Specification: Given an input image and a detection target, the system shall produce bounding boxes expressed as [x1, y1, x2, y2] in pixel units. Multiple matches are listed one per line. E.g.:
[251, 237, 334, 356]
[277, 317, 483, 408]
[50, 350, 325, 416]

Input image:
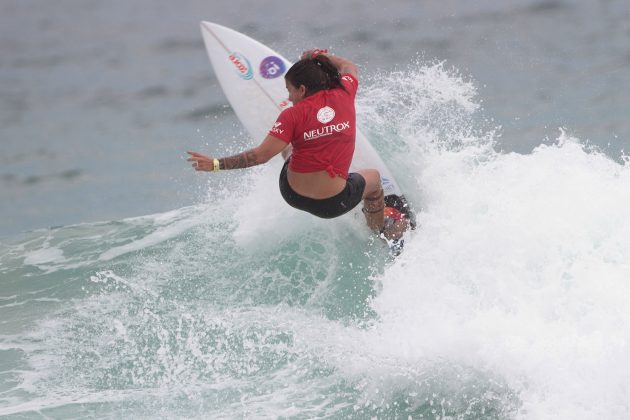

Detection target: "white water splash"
[360, 64, 630, 419]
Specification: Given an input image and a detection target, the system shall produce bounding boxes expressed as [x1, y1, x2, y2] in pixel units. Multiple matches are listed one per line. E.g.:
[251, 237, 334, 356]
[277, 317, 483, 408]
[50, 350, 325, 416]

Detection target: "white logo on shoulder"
[270, 121, 284, 135]
[316, 106, 335, 124]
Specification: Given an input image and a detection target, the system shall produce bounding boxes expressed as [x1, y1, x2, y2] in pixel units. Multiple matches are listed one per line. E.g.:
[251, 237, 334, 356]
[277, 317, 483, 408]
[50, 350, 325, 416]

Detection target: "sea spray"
[367, 111, 630, 419]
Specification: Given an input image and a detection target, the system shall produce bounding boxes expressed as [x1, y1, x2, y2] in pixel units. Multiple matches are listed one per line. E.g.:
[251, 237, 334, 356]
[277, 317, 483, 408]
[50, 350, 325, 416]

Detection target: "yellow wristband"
[213, 158, 220, 172]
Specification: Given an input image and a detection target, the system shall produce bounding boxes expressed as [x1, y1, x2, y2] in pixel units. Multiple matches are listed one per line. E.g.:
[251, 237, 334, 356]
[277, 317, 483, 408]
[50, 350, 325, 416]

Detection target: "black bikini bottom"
[279, 159, 366, 219]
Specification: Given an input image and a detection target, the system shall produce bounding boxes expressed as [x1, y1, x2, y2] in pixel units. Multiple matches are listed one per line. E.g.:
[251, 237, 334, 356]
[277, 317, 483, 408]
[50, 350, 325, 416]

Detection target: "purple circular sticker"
[259, 56, 286, 79]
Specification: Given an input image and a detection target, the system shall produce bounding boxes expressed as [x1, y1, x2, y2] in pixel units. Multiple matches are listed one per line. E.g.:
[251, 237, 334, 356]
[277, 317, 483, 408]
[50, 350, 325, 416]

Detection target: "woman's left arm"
[187, 135, 288, 172]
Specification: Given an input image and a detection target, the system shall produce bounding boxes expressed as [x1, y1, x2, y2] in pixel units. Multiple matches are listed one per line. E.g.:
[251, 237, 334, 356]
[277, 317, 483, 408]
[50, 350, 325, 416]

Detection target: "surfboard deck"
[199, 21, 415, 251]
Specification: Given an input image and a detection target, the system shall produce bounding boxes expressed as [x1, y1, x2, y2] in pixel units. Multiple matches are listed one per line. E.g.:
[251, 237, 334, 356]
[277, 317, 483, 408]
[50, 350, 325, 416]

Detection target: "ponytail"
[285, 55, 347, 96]
[313, 55, 346, 92]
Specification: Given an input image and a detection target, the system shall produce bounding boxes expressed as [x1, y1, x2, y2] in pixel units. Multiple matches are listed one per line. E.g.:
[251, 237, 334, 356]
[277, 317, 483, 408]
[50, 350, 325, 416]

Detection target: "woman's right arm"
[187, 135, 288, 172]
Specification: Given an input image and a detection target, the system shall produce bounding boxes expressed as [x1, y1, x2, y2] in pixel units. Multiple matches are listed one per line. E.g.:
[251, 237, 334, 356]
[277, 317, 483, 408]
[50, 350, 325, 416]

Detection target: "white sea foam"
[368, 131, 630, 418]
[98, 205, 210, 261]
[23, 244, 65, 267]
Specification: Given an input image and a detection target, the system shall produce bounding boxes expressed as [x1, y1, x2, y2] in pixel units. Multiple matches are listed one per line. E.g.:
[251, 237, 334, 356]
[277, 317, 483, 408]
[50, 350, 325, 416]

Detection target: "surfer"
[188, 49, 408, 240]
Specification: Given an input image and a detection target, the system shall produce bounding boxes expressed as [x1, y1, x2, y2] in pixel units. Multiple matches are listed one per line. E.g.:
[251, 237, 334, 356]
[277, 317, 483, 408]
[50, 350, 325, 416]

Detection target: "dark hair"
[285, 55, 346, 96]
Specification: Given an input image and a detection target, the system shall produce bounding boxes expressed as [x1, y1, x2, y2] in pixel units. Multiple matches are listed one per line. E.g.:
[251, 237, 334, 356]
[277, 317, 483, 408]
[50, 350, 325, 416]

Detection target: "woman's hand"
[187, 151, 214, 171]
[301, 48, 328, 60]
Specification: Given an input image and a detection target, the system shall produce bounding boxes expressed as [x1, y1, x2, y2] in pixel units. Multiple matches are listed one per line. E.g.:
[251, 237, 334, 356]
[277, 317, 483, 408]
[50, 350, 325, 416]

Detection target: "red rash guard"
[268, 74, 358, 179]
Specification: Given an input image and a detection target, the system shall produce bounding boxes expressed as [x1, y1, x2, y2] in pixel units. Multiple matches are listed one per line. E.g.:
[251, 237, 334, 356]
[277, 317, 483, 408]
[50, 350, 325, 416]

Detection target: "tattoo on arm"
[219, 149, 259, 170]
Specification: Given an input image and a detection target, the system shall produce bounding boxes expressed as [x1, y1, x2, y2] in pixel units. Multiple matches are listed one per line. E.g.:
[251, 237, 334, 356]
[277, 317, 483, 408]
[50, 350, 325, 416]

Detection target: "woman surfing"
[187, 49, 409, 242]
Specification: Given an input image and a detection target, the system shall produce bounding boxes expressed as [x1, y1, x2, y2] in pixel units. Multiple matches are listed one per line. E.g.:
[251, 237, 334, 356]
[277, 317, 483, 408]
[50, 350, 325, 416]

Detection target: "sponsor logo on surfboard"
[316, 106, 335, 124]
[380, 177, 396, 195]
[303, 121, 350, 141]
[259, 56, 286, 79]
[228, 52, 253, 80]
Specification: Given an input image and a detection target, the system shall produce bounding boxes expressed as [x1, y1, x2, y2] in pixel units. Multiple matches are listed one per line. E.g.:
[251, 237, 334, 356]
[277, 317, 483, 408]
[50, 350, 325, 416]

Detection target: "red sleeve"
[268, 108, 295, 143]
[340, 73, 359, 98]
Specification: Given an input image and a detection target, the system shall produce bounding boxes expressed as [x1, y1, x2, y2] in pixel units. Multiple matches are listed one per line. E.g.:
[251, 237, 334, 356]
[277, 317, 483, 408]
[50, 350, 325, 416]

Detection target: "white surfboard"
[200, 21, 402, 197]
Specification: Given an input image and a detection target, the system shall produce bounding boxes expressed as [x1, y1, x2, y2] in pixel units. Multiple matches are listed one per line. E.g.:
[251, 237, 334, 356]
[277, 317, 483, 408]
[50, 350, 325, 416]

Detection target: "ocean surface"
[1, 0, 630, 418]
